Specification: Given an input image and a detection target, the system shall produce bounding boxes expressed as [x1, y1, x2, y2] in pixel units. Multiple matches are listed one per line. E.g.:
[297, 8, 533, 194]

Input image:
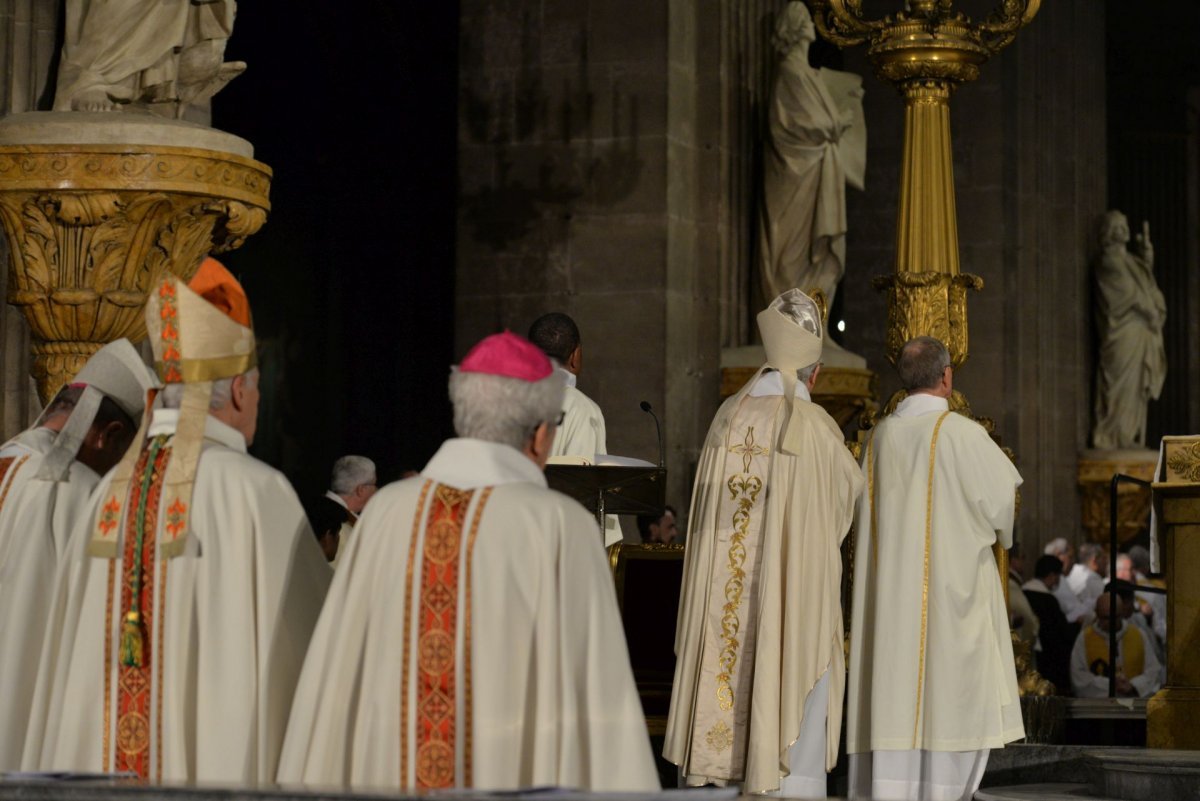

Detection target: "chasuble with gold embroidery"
[665, 368, 862, 794]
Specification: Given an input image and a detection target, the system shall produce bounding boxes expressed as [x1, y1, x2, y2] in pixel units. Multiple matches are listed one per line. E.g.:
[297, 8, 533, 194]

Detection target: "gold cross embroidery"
[728, 426, 768, 473]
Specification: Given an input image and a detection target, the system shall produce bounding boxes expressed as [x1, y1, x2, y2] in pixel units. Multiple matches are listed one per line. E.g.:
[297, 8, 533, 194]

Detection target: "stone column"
[0, 0, 58, 437]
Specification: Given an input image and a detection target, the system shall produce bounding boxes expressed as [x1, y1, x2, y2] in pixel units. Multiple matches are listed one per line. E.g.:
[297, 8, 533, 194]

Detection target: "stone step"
[976, 783, 1114, 801]
[980, 748, 1200, 801]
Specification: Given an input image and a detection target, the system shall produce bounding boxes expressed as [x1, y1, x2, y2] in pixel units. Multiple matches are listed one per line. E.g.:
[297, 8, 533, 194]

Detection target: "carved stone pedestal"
[0, 112, 271, 402]
[1148, 438, 1200, 749]
[1078, 449, 1156, 546]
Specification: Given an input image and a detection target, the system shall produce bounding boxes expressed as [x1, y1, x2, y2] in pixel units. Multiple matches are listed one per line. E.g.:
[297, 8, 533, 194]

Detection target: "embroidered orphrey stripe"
[414, 485, 475, 790]
[714, 424, 768, 712]
[461, 487, 492, 787]
[400, 480, 433, 787]
[913, 411, 951, 748]
[155, 559, 168, 782]
[102, 559, 116, 771]
[115, 441, 171, 779]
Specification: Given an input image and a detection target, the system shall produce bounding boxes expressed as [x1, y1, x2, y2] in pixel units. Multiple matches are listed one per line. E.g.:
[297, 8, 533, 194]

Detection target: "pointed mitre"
[755, 288, 824, 455]
[756, 287, 823, 376]
[90, 258, 256, 558]
[34, 338, 160, 481]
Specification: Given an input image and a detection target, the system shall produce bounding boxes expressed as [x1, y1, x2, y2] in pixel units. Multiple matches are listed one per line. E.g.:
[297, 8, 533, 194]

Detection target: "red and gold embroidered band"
[107, 436, 171, 779]
[401, 482, 492, 789]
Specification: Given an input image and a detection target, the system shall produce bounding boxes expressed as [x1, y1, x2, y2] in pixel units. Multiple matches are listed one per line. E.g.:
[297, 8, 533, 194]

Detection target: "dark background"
[212, 1, 461, 498]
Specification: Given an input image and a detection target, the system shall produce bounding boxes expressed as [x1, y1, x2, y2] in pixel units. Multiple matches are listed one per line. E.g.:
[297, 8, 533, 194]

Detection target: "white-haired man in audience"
[1067, 542, 1107, 612]
[1044, 537, 1092, 624]
[278, 331, 658, 792]
[24, 259, 330, 785]
[311, 455, 377, 563]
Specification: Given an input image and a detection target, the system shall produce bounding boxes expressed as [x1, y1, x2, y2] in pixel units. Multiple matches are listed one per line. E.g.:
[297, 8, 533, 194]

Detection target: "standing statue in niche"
[758, 1, 867, 367]
[54, 0, 244, 118]
[1092, 210, 1167, 450]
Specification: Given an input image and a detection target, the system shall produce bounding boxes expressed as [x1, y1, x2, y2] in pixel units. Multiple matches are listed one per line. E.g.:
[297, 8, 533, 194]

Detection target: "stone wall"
[456, 0, 722, 519]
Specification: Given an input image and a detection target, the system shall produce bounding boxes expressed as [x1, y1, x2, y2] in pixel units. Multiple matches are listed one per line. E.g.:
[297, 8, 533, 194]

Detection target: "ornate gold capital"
[0, 145, 271, 402]
[871, 272, 983, 367]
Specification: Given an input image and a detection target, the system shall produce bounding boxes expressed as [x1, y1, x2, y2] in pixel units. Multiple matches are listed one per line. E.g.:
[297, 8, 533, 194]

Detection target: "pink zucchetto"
[458, 331, 554, 382]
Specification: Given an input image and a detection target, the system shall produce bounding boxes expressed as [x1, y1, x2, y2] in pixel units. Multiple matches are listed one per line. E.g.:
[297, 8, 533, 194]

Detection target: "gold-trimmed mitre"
[757, 288, 823, 378]
[90, 258, 257, 559]
[755, 288, 824, 454]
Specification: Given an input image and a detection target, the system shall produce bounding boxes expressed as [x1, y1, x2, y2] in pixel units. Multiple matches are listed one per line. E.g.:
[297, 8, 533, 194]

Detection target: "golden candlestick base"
[0, 113, 271, 402]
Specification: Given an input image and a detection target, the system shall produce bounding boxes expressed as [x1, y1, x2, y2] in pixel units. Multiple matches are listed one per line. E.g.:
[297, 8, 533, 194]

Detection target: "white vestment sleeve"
[1131, 628, 1163, 698]
[1069, 632, 1109, 699]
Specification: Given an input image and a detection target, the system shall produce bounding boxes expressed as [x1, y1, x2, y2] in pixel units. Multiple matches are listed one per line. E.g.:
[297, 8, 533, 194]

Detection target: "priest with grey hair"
[847, 335, 1024, 801]
[0, 339, 158, 770]
[310, 455, 377, 564]
[278, 331, 659, 791]
[665, 288, 863, 796]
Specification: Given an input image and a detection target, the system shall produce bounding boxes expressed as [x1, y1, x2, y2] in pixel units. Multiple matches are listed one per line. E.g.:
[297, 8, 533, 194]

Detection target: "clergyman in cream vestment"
[23, 260, 330, 785]
[277, 332, 659, 792]
[665, 289, 862, 796]
[0, 339, 157, 770]
[847, 336, 1024, 801]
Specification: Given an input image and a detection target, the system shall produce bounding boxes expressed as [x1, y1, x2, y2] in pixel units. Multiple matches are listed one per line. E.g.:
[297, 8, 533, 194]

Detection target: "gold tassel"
[120, 610, 144, 667]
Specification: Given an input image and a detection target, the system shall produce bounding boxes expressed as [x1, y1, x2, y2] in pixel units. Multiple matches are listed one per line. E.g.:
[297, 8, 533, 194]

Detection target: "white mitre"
[35, 338, 160, 481]
[757, 288, 823, 379]
[755, 288, 824, 453]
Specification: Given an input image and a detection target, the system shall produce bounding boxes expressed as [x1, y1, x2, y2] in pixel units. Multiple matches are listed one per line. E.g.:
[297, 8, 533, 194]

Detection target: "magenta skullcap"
[458, 331, 553, 382]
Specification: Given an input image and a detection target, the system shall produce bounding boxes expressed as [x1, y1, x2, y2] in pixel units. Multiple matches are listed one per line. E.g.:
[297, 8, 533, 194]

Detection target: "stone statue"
[54, 0, 244, 118]
[758, 1, 866, 367]
[1092, 210, 1167, 450]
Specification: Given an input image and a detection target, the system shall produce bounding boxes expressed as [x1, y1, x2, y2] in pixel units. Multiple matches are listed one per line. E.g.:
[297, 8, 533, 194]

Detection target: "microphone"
[640, 401, 665, 469]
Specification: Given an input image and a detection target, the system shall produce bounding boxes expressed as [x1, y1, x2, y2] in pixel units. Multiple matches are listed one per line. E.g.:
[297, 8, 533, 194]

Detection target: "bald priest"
[0, 339, 158, 770]
[278, 332, 659, 792]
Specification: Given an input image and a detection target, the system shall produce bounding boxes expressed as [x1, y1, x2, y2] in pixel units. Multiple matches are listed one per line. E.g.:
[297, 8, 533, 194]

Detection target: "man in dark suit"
[1023, 554, 1080, 694]
[308, 455, 377, 563]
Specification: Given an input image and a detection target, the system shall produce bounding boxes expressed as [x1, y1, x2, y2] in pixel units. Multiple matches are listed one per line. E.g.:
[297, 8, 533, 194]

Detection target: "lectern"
[1147, 435, 1200, 749]
[543, 465, 666, 533]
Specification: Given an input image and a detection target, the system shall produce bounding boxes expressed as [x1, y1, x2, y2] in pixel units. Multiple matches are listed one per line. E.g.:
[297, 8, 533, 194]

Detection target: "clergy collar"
[748, 368, 812, 401]
[558, 367, 578, 388]
[324, 489, 350, 510]
[147, 408, 248, 454]
[893, 392, 949, 418]
[421, 438, 547, 490]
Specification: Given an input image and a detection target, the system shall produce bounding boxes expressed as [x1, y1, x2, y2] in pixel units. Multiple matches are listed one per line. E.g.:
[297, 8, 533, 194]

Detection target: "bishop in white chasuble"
[0, 339, 157, 770]
[666, 290, 862, 796]
[23, 261, 330, 786]
[277, 332, 659, 792]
